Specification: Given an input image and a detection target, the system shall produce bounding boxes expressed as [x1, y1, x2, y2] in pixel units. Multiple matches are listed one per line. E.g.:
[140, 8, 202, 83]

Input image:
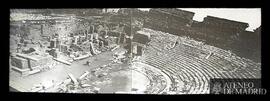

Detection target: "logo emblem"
[211, 82, 222, 94]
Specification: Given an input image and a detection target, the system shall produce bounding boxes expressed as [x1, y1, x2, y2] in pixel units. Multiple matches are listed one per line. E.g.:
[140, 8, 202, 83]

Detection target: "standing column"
[133, 44, 137, 55]
[41, 24, 43, 35]
[90, 34, 93, 42]
[91, 25, 95, 33]
[117, 32, 121, 44]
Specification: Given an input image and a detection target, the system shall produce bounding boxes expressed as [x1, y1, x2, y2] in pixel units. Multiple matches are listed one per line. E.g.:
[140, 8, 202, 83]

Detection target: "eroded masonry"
[9, 8, 261, 94]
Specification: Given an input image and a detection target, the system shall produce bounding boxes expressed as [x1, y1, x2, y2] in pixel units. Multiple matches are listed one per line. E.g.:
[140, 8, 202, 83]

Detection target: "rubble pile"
[30, 71, 101, 93]
[112, 50, 127, 63]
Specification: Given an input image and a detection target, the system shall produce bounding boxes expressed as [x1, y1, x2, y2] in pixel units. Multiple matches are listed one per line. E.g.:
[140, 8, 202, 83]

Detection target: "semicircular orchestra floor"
[93, 62, 170, 94]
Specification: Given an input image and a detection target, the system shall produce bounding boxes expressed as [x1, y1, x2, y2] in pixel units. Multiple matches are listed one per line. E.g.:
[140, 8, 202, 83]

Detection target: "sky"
[138, 8, 261, 31]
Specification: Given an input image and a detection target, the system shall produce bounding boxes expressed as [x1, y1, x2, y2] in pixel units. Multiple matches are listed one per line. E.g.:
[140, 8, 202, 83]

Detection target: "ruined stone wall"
[191, 17, 260, 62]
[144, 8, 194, 35]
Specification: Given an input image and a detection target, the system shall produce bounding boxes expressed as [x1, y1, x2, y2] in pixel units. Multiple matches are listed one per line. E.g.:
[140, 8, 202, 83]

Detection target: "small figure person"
[85, 60, 91, 66]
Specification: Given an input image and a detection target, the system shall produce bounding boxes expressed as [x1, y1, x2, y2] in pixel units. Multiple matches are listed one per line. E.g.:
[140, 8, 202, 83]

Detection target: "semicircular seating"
[136, 28, 261, 94]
